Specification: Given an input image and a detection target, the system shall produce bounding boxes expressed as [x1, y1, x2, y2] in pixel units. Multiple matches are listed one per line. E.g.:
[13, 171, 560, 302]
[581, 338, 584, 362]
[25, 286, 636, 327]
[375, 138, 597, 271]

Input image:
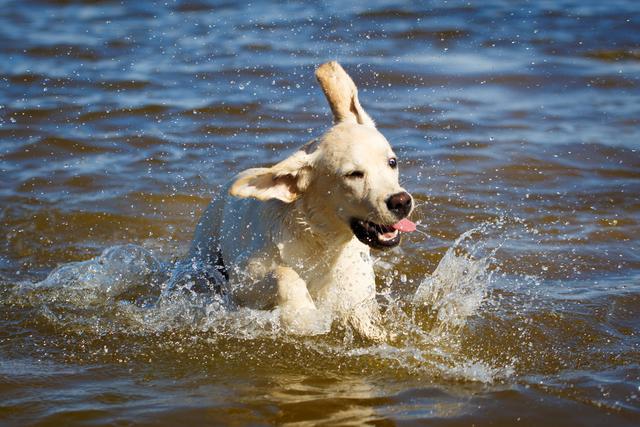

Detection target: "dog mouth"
[349, 218, 402, 249]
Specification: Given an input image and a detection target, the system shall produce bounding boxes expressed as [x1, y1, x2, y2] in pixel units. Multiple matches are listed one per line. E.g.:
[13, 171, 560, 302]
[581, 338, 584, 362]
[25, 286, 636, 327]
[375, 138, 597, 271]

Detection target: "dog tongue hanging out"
[167, 61, 417, 342]
[394, 218, 417, 232]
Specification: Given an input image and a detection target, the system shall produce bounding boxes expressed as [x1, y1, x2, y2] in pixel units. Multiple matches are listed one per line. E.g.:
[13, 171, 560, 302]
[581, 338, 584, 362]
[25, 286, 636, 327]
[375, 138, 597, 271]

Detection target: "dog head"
[229, 62, 414, 249]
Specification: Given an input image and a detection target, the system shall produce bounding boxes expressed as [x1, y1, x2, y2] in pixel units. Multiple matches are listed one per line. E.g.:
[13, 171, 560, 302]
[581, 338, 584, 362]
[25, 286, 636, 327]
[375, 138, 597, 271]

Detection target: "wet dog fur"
[168, 62, 414, 341]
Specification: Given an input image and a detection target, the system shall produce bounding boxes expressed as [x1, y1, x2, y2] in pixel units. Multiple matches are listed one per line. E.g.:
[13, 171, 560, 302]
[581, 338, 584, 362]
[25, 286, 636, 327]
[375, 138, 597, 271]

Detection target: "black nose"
[386, 192, 413, 218]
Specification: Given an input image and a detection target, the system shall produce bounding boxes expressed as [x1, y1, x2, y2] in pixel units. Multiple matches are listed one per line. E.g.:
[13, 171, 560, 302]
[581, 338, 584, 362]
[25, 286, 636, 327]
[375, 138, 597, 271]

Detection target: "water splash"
[20, 244, 166, 308]
[412, 218, 520, 331]
[9, 217, 529, 383]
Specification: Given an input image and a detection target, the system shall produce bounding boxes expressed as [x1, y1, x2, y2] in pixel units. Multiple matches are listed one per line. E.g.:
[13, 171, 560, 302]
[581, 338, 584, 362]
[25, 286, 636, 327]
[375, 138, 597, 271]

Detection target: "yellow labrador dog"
[168, 62, 415, 341]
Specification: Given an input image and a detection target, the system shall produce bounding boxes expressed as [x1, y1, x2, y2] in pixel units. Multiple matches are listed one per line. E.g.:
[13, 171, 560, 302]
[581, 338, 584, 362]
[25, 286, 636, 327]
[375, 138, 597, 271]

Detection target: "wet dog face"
[229, 122, 413, 249]
[228, 62, 414, 249]
[310, 123, 413, 249]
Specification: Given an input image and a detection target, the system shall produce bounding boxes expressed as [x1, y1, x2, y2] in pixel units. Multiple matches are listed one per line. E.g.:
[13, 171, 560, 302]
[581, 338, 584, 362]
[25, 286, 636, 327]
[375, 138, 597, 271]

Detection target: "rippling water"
[1, 0, 639, 425]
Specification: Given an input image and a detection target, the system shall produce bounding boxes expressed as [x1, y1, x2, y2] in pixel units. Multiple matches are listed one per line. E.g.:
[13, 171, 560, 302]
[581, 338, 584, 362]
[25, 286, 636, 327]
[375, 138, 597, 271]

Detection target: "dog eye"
[345, 170, 365, 179]
[388, 158, 397, 169]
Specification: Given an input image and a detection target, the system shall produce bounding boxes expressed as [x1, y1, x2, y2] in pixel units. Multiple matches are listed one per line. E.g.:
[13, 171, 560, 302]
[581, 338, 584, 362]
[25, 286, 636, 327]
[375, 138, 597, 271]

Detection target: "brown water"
[1, 1, 639, 425]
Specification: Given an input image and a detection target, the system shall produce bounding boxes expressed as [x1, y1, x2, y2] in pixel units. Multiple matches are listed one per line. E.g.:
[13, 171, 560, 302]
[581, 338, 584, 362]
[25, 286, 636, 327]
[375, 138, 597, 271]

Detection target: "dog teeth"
[378, 230, 399, 241]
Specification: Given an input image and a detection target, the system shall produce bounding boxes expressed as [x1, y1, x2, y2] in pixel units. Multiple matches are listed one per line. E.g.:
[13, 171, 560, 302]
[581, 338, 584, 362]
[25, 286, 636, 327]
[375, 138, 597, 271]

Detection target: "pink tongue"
[392, 218, 416, 233]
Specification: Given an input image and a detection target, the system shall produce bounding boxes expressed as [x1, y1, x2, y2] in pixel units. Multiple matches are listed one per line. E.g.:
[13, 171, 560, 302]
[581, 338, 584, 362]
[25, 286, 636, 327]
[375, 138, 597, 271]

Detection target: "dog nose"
[386, 192, 412, 218]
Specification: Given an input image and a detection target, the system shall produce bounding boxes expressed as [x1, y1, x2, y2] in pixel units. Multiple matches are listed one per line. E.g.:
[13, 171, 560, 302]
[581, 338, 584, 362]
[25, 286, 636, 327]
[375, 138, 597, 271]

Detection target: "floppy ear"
[229, 150, 312, 203]
[315, 61, 375, 128]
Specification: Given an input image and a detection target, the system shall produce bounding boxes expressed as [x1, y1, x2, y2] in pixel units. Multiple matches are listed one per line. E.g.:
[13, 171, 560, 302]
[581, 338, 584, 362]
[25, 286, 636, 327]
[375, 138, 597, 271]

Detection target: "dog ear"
[315, 61, 375, 127]
[229, 150, 312, 203]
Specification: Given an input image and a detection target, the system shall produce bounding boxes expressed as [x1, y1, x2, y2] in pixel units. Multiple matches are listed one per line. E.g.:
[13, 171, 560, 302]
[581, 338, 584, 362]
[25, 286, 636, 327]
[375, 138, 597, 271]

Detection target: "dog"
[166, 62, 415, 341]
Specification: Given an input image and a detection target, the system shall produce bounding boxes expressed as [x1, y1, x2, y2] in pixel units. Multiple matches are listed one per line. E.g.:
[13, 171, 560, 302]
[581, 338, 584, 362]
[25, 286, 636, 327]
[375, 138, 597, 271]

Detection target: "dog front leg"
[330, 244, 388, 342]
[274, 266, 330, 335]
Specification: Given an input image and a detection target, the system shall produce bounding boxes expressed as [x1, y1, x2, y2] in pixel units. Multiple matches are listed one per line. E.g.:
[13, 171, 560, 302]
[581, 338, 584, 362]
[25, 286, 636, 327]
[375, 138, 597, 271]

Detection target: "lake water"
[1, 0, 639, 425]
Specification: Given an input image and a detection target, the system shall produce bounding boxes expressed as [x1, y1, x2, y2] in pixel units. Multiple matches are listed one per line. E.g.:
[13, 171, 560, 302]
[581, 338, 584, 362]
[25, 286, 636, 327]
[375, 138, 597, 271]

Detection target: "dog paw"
[346, 310, 388, 343]
[356, 323, 388, 343]
[279, 306, 331, 336]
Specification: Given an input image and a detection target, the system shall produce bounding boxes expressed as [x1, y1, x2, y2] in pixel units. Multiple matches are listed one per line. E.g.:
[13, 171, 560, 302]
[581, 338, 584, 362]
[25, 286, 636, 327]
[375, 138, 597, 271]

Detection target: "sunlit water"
[1, 0, 639, 425]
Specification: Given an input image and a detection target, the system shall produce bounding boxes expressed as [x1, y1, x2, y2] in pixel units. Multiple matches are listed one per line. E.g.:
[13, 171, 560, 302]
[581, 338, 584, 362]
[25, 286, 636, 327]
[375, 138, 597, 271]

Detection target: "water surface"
[1, 0, 639, 425]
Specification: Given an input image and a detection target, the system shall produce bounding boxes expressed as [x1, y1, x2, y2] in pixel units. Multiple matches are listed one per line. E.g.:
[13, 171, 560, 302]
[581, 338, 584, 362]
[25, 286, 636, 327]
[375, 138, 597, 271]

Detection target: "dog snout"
[386, 192, 413, 218]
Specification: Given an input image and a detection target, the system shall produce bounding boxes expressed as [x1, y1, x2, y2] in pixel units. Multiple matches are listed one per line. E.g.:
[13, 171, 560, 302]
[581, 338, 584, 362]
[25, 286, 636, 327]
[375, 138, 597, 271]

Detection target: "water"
[1, 0, 639, 425]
